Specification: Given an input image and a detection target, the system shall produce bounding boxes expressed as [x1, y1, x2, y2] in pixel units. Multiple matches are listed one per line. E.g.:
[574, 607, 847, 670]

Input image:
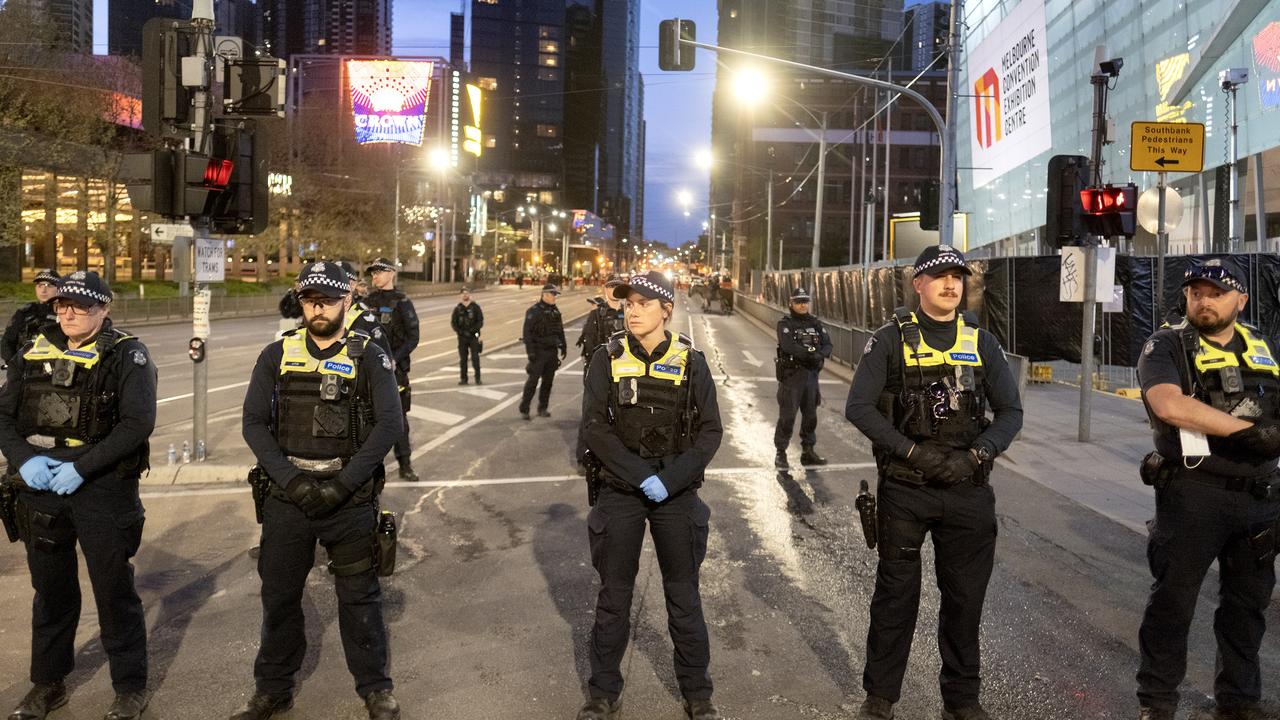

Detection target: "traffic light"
[1045, 155, 1089, 246]
[176, 150, 231, 218]
[919, 180, 940, 231]
[120, 149, 176, 215]
[207, 123, 270, 235]
[659, 19, 696, 71]
[1079, 183, 1138, 238]
[141, 17, 195, 139]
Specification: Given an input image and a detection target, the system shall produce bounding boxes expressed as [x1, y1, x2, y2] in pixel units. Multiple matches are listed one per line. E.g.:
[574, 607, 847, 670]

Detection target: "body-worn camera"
[320, 374, 343, 401]
[50, 359, 76, 388]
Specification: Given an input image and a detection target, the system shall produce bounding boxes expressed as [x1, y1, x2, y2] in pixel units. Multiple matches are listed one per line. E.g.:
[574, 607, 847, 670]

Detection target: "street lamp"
[695, 148, 713, 171]
[731, 66, 770, 107]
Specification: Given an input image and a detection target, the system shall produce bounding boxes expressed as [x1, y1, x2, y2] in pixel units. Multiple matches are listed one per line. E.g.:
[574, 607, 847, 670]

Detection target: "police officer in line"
[339, 262, 390, 355]
[1, 268, 60, 365]
[364, 258, 420, 482]
[845, 245, 1023, 720]
[451, 286, 484, 385]
[1135, 260, 1280, 720]
[774, 287, 833, 469]
[576, 274, 626, 373]
[236, 262, 404, 720]
[578, 270, 724, 720]
[0, 271, 156, 720]
[519, 282, 566, 420]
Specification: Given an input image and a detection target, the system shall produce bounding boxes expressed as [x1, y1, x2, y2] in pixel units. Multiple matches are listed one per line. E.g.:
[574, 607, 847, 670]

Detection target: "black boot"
[858, 695, 894, 720]
[363, 689, 400, 720]
[774, 450, 788, 470]
[398, 464, 419, 482]
[800, 445, 828, 466]
[228, 693, 293, 720]
[1137, 708, 1174, 720]
[941, 704, 991, 720]
[537, 408, 551, 418]
[104, 691, 148, 720]
[574, 697, 620, 720]
[683, 698, 722, 720]
[8, 682, 67, 720]
[475, 375, 482, 385]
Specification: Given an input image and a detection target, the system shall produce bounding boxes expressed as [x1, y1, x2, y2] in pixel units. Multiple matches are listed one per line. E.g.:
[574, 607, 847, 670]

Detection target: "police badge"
[131, 350, 147, 366]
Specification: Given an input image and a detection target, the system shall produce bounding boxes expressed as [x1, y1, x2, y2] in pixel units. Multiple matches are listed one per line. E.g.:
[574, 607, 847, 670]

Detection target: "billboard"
[347, 60, 434, 145]
[967, 0, 1051, 188]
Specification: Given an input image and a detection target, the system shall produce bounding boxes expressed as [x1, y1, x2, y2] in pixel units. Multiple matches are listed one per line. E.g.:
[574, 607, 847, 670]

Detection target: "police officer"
[845, 245, 1022, 720]
[451, 287, 484, 385]
[1135, 260, 1280, 720]
[235, 262, 403, 720]
[576, 274, 626, 373]
[364, 258, 419, 482]
[0, 271, 155, 720]
[578, 270, 724, 720]
[1, 268, 59, 365]
[339, 262, 390, 355]
[774, 287, 833, 469]
[519, 283, 566, 420]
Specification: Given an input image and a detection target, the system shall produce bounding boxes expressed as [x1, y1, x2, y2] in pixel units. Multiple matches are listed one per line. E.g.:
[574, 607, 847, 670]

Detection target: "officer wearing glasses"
[844, 245, 1023, 720]
[0, 271, 156, 720]
[1135, 260, 1280, 720]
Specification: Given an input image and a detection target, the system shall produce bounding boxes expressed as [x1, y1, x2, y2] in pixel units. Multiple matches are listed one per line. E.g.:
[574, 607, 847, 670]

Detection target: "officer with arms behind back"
[1, 268, 59, 366]
[1135, 260, 1280, 720]
[577, 270, 724, 720]
[845, 245, 1023, 720]
[520, 282, 567, 420]
[364, 258, 419, 482]
[235, 262, 404, 720]
[774, 286, 833, 469]
[451, 286, 484, 385]
[0, 271, 156, 720]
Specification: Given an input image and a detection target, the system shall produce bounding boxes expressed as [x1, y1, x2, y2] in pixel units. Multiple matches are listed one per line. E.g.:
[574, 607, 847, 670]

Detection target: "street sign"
[1059, 245, 1115, 303]
[1137, 185, 1184, 234]
[150, 222, 193, 245]
[192, 288, 211, 339]
[194, 236, 226, 282]
[1130, 121, 1205, 173]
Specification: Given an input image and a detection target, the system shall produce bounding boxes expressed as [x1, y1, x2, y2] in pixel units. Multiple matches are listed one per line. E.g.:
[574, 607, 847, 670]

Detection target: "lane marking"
[157, 380, 250, 405]
[742, 351, 764, 367]
[458, 387, 509, 401]
[408, 406, 466, 426]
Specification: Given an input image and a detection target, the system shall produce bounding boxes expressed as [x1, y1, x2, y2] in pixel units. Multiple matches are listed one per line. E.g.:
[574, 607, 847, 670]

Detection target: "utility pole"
[940, 0, 963, 246]
[882, 59, 893, 260]
[765, 171, 774, 271]
[189, 0, 215, 461]
[811, 110, 828, 268]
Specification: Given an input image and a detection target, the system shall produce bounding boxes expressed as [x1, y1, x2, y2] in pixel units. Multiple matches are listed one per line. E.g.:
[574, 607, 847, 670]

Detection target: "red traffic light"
[1079, 186, 1129, 214]
[203, 159, 234, 189]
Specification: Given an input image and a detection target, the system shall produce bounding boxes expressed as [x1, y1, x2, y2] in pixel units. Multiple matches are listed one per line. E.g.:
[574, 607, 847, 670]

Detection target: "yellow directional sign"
[1130, 121, 1204, 173]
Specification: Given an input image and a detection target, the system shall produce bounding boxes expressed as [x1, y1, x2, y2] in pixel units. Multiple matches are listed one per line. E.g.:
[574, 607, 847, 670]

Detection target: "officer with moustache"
[577, 271, 724, 720]
[845, 245, 1023, 720]
[774, 287, 833, 469]
[519, 283, 567, 420]
[1135, 260, 1280, 720]
[2, 269, 60, 365]
[364, 258, 419, 482]
[0, 271, 156, 720]
[234, 262, 403, 720]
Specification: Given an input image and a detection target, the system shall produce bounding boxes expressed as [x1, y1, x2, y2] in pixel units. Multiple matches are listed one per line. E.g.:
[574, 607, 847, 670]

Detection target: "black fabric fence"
[759, 254, 1280, 367]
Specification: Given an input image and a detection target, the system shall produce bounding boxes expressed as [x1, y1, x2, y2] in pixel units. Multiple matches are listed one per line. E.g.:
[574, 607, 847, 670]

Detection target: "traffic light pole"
[187, 7, 215, 460]
[1079, 69, 1113, 443]
[1156, 171, 1168, 319]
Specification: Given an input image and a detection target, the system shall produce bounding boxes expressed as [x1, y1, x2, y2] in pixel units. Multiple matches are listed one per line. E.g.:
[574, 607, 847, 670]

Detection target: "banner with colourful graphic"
[347, 60, 434, 145]
[1253, 21, 1280, 111]
[966, 0, 1051, 188]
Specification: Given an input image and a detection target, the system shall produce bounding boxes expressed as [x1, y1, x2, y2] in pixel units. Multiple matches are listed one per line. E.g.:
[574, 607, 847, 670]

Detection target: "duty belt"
[288, 456, 344, 474]
[25, 435, 84, 449]
[1180, 468, 1280, 500]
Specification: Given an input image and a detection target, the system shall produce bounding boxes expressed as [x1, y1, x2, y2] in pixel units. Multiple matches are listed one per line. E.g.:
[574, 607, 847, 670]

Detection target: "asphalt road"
[0, 291, 1276, 719]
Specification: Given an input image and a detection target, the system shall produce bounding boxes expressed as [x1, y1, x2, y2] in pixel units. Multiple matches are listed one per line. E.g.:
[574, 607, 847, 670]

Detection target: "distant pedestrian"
[519, 283, 566, 420]
[451, 287, 484, 385]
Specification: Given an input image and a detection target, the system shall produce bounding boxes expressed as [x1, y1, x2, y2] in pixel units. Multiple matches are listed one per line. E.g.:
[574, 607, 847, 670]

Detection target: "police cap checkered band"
[53, 270, 112, 305]
[541, 283, 561, 295]
[33, 269, 59, 285]
[1182, 261, 1248, 294]
[296, 261, 351, 298]
[791, 287, 811, 301]
[339, 261, 359, 281]
[604, 274, 624, 287]
[368, 257, 396, 273]
[913, 244, 972, 276]
[612, 271, 675, 302]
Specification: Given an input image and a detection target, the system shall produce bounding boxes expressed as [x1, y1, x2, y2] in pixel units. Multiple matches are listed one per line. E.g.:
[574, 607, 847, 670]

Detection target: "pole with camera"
[1219, 68, 1248, 253]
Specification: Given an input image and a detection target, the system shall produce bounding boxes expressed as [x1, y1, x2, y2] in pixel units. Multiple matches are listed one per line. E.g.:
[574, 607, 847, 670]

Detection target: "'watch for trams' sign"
[195, 237, 226, 283]
[967, 0, 1052, 188]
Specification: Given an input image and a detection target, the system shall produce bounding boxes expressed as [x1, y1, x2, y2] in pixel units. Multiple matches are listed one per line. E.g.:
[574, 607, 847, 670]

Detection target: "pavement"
[0, 291, 1276, 720]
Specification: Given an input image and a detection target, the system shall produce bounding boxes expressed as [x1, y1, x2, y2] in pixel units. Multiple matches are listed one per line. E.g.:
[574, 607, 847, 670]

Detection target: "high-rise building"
[258, 0, 392, 59]
[108, 0, 186, 56]
[45, 0, 94, 53]
[215, 0, 259, 45]
[450, 12, 465, 68]
[901, 1, 949, 72]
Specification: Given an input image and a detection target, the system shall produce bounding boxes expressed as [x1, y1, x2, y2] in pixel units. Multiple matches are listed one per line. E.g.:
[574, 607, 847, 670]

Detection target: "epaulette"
[606, 330, 627, 358]
[961, 310, 980, 327]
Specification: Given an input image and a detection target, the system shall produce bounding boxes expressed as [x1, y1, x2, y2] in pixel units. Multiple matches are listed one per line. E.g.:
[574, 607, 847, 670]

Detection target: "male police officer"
[451, 287, 484, 385]
[1135, 260, 1280, 720]
[2, 269, 60, 365]
[0, 271, 156, 720]
[339, 262, 389, 355]
[845, 245, 1022, 720]
[775, 287, 833, 469]
[365, 258, 419, 482]
[577, 275, 626, 373]
[236, 262, 403, 720]
[520, 283, 566, 420]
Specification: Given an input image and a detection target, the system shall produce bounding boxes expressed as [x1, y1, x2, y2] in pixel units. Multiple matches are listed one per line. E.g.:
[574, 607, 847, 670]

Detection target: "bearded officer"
[844, 245, 1023, 720]
[364, 258, 419, 482]
[0, 271, 156, 720]
[1135, 260, 1280, 720]
[774, 287, 833, 469]
[234, 261, 403, 720]
[1, 269, 60, 365]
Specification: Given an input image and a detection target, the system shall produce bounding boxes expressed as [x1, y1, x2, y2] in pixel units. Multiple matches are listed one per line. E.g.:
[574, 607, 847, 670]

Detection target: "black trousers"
[774, 367, 820, 451]
[586, 486, 712, 702]
[1137, 478, 1280, 711]
[520, 349, 559, 413]
[19, 480, 148, 693]
[457, 335, 481, 381]
[864, 477, 996, 709]
[254, 496, 392, 698]
[393, 366, 412, 463]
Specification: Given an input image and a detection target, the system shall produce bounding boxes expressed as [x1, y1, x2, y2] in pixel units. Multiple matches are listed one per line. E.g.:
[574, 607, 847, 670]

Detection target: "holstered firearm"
[1139, 451, 1176, 490]
[583, 450, 603, 507]
[1, 474, 22, 543]
[855, 479, 878, 549]
[247, 465, 271, 524]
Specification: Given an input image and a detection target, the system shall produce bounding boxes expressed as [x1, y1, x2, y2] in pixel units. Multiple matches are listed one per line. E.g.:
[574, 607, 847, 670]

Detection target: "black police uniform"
[520, 294, 566, 416]
[240, 295, 403, 712]
[451, 299, 484, 383]
[0, 280, 155, 715]
[581, 328, 723, 710]
[845, 307, 1022, 712]
[1135, 316, 1280, 714]
[774, 300, 832, 463]
[577, 300, 625, 372]
[1, 300, 58, 366]
[364, 279, 419, 469]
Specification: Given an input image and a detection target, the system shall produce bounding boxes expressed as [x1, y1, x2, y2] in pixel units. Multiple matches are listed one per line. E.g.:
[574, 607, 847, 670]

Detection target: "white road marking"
[459, 387, 509, 401]
[485, 353, 529, 360]
[157, 380, 251, 405]
[742, 351, 764, 367]
[408, 406, 466, 426]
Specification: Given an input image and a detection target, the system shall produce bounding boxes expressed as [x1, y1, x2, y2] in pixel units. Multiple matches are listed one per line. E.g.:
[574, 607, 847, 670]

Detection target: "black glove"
[286, 475, 351, 519]
[906, 442, 949, 482]
[1227, 420, 1280, 462]
[558, 346, 567, 361]
[936, 449, 981, 485]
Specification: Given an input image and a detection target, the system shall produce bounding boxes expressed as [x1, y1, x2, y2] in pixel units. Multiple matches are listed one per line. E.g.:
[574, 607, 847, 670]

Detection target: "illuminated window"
[478, 0, 497, 4]
[539, 192, 554, 204]
[539, 53, 558, 68]
[477, 76, 497, 91]
[539, 40, 559, 53]
[485, 136, 497, 148]
[537, 68, 559, 81]
[536, 124, 558, 138]
[538, 25, 558, 39]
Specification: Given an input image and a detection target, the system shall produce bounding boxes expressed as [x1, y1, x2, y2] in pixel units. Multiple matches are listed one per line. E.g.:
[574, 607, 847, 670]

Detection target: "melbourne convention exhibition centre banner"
[967, 0, 1052, 188]
[347, 59, 434, 146]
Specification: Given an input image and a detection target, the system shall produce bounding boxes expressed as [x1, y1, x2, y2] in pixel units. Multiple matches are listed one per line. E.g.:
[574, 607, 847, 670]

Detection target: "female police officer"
[577, 270, 724, 720]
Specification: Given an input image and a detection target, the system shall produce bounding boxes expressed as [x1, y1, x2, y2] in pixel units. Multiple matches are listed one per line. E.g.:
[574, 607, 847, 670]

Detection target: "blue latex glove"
[18, 456, 57, 491]
[639, 475, 669, 503]
[48, 463, 84, 496]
